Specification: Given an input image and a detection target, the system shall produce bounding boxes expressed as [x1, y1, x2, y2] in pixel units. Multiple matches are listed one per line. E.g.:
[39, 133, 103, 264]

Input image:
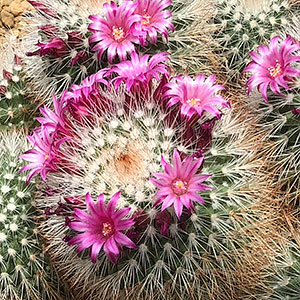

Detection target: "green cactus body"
[266, 242, 300, 300]
[0, 66, 34, 129]
[0, 131, 63, 300]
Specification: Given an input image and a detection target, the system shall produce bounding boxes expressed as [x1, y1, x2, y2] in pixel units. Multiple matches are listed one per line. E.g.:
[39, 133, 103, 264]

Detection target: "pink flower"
[38, 25, 59, 39]
[134, 0, 174, 45]
[155, 210, 172, 236]
[111, 52, 169, 91]
[150, 149, 212, 219]
[68, 192, 136, 264]
[70, 51, 88, 66]
[88, 1, 142, 63]
[19, 128, 66, 183]
[36, 93, 67, 134]
[244, 36, 300, 102]
[26, 38, 68, 58]
[65, 69, 110, 118]
[165, 74, 228, 119]
[14, 55, 22, 66]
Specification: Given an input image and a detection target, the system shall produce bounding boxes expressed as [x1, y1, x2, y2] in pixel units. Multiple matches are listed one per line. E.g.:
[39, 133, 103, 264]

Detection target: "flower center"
[141, 14, 151, 26]
[171, 178, 188, 196]
[112, 26, 125, 41]
[102, 222, 113, 237]
[186, 98, 201, 107]
[44, 155, 49, 160]
[268, 60, 283, 78]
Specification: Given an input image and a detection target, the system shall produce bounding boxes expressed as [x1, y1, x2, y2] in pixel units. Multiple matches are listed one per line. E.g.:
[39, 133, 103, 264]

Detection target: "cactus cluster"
[21, 72, 275, 300]
[0, 0, 298, 299]
[0, 131, 61, 300]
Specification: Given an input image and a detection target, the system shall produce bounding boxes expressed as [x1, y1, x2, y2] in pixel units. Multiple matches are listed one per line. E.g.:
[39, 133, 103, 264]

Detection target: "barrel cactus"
[241, 23, 300, 299]
[243, 33, 300, 204]
[10, 1, 300, 299]
[18, 45, 281, 299]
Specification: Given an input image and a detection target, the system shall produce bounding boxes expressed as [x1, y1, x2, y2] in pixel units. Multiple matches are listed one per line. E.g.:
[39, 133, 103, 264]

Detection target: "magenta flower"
[111, 52, 169, 91]
[26, 38, 68, 58]
[3, 70, 13, 81]
[19, 129, 65, 183]
[88, 1, 142, 63]
[65, 69, 109, 117]
[244, 36, 300, 102]
[165, 74, 228, 119]
[36, 94, 67, 134]
[70, 51, 88, 66]
[68, 192, 136, 264]
[155, 210, 172, 236]
[134, 0, 174, 45]
[150, 149, 212, 219]
[38, 25, 59, 39]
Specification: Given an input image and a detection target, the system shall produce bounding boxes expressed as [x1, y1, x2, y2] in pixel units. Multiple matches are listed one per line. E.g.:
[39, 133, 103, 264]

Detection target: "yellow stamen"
[172, 179, 188, 196]
[187, 98, 201, 107]
[112, 26, 125, 41]
[45, 155, 49, 160]
[141, 14, 151, 26]
[102, 222, 113, 236]
[268, 60, 283, 78]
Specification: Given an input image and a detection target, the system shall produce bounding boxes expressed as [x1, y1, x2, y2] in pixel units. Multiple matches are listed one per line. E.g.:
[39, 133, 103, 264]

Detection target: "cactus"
[240, 21, 300, 298]
[0, 130, 64, 300]
[242, 29, 300, 202]
[214, 0, 299, 76]
[269, 242, 300, 300]
[0, 36, 36, 130]
[17, 64, 281, 300]
[12, 1, 300, 299]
